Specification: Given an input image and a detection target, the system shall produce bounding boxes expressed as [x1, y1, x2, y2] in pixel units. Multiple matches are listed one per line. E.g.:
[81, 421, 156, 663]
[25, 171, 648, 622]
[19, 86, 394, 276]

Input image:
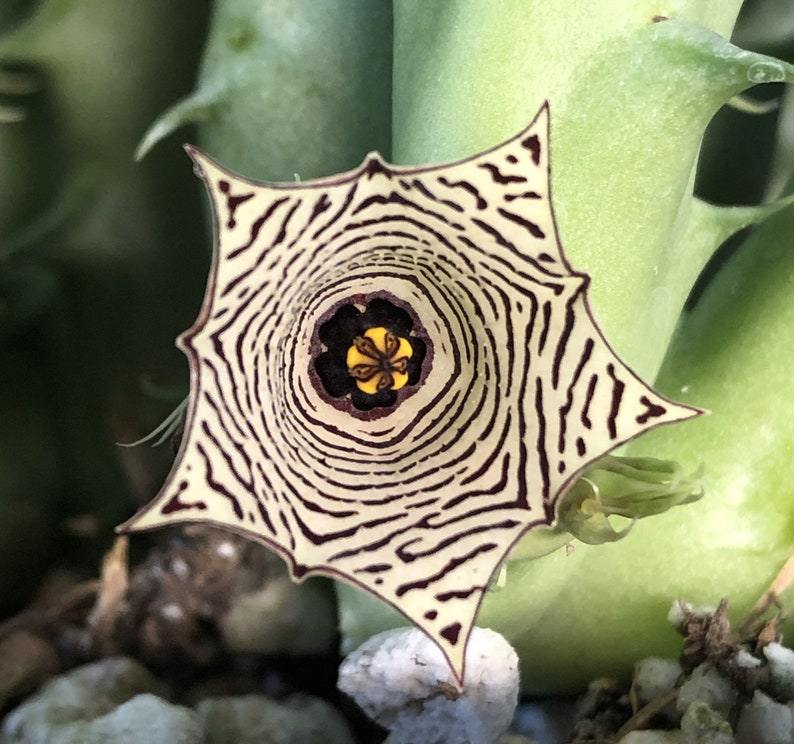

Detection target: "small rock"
[668, 601, 716, 633]
[54, 694, 202, 744]
[679, 700, 733, 744]
[0, 631, 59, 708]
[571, 678, 631, 741]
[220, 575, 336, 656]
[735, 690, 792, 744]
[676, 664, 737, 719]
[732, 650, 762, 669]
[763, 642, 794, 700]
[633, 658, 682, 705]
[197, 693, 355, 744]
[618, 732, 685, 744]
[509, 698, 576, 743]
[0, 657, 166, 744]
[338, 626, 519, 744]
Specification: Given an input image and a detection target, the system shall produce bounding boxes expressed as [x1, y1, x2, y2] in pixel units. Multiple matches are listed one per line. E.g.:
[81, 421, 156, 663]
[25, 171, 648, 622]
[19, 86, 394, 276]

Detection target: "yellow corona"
[346, 327, 413, 394]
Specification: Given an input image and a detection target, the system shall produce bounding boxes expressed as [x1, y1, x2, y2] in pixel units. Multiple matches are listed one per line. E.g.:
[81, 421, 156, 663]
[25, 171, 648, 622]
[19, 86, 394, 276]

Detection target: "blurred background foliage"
[0, 0, 791, 635]
[0, 0, 214, 613]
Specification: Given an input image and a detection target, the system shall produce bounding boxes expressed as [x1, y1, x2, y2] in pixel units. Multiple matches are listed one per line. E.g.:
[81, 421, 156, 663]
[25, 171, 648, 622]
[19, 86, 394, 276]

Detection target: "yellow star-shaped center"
[346, 327, 413, 394]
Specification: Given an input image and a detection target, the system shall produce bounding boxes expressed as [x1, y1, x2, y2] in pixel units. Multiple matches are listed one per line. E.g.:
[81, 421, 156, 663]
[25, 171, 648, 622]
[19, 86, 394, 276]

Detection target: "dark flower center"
[313, 298, 427, 412]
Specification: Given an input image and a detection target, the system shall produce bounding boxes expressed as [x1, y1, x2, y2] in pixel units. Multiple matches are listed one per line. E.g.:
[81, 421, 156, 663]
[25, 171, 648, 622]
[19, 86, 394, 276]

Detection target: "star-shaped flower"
[120, 103, 701, 683]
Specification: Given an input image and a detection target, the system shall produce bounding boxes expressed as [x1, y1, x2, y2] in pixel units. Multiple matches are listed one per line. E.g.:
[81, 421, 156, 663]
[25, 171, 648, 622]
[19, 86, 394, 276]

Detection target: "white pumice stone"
[337, 626, 519, 744]
[667, 601, 690, 632]
[617, 731, 685, 743]
[733, 650, 762, 668]
[735, 690, 792, 744]
[667, 601, 717, 633]
[676, 665, 737, 719]
[679, 701, 733, 744]
[763, 642, 794, 700]
[220, 574, 337, 656]
[632, 658, 683, 706]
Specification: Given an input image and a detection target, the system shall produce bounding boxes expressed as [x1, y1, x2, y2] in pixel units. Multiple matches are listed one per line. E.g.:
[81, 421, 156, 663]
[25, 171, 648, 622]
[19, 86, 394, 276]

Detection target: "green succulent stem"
[138, 0, 392, 181]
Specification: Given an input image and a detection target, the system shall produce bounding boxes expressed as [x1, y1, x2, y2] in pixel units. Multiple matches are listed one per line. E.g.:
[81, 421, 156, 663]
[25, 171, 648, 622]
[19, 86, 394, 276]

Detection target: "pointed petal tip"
[115, 503, 169, 536]
[184, 143, 208, 170]
[114, 515, 135, 535]
[442, 646, 467, 687]
[531, 98, 551, 127]
[360, 151, 393, 179]
[182, 145, 231, 186]
[677, 400, 709, 421]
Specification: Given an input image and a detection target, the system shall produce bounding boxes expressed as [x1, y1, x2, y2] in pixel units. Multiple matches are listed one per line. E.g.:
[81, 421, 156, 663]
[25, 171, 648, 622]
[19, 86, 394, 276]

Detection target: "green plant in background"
[0, 0, 212, 607]
[2, 0, 794, 696]
[137, 0, 392, 181]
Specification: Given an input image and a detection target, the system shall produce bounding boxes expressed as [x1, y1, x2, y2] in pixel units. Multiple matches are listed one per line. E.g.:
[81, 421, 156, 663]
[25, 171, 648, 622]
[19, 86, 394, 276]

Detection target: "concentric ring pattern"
[120, 103, 701, 682]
